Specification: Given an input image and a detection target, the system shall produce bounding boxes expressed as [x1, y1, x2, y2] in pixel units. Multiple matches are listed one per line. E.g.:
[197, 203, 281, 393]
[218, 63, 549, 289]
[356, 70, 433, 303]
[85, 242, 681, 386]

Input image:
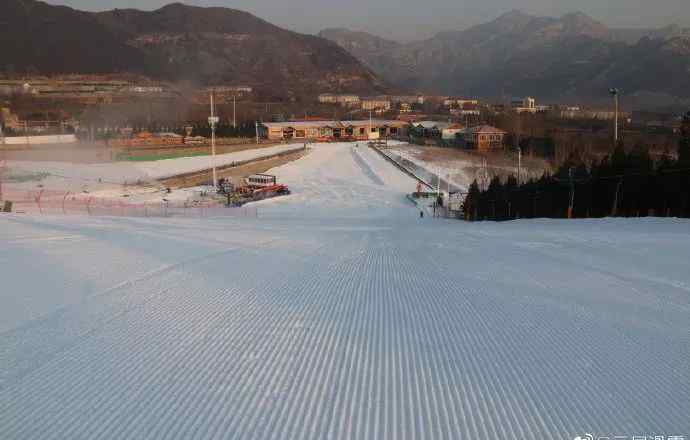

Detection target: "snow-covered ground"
[386, 145, 471, 192]
[1, 143, 689, 439]
[386, 144, 549, 193]
[4, 143, 305, 192]
[253, 142, 419, 218]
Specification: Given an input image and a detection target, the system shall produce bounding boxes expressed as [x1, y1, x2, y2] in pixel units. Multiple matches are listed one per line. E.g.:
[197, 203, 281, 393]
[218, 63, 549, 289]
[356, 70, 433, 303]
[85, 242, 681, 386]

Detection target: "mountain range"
[3, 2, 690, 107]
[320, 11, 690, 106]
[0, 0, 386, 98]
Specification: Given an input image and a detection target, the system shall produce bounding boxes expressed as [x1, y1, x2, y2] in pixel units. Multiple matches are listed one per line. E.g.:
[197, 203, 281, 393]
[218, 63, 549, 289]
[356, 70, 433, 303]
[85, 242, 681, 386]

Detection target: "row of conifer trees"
[462, 113, 690, 221]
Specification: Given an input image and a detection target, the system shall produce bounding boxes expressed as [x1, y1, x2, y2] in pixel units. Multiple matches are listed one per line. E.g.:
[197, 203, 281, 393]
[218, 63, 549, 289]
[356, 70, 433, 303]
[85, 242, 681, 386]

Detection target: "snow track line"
[2, 239, 330, 438]
[0, 239, 282, 390]
[494, 236, 690, 380]
[369, 145, 433, 189]
[422, 234, 689, 433]
[351, 146, 385, 186]
[3, 217, 689, 438]
[132, 239, 344, 440]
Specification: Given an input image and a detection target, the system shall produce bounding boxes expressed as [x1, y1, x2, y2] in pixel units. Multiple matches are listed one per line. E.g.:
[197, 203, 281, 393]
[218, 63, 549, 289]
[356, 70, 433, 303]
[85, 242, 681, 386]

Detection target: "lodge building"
[260, 120, 408, 141]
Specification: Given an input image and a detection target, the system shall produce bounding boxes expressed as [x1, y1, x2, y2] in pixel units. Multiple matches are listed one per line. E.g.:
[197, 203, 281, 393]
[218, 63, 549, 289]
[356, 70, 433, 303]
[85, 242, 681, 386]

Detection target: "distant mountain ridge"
[0, 0, 387, 97]
[320, 11, 690, 104]
[0, 0, 144, 75]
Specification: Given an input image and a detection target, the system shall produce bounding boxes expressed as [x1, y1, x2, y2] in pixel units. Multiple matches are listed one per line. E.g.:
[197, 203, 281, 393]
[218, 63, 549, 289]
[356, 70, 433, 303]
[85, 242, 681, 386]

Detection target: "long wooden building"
[260, 120, 408, 141]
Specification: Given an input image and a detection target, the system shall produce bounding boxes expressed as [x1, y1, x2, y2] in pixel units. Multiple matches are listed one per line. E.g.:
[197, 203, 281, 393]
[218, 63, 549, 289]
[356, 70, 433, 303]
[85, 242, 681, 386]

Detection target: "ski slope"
[1, 143, 689, 439]
[253, 143, 419, 218]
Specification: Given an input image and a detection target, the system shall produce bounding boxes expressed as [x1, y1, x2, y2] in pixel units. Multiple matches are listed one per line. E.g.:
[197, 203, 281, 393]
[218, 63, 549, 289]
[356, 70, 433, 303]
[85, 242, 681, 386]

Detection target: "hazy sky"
[44, 0, 690, 41]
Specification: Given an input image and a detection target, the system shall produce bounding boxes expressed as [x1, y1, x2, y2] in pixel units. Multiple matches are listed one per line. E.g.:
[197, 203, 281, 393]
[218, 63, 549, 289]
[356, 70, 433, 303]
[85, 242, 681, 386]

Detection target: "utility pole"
[480, 157, 489, 191]
[255, 121, 260, 145]
[0, 160, 5, 202]
[568, 167, 575, 219]
[517, 146, 522, 185]
[610, 88, 620, 145]
[612, 178, 623, 217]
[233, 95, 237, 129]
[208, 92, 219, 188]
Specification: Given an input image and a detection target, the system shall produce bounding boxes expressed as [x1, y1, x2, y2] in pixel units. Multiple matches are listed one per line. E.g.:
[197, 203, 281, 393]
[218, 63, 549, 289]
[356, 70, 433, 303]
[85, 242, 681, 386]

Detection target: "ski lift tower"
[208, 92, 220, 188]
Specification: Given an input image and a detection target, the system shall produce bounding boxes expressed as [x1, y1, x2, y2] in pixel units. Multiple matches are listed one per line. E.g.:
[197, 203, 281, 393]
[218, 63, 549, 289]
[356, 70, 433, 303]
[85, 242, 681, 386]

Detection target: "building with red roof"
[461, 125, 506, 151]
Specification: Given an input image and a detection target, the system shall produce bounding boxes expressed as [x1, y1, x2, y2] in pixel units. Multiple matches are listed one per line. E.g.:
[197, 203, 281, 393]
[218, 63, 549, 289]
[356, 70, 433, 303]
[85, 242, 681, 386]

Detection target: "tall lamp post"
[0, 160, 5, 202]
[516, 146, 522, 185]
[609, 88, 620, 145]
[0, 122, 4, 201]
[233, 95, 237, 129]
[208, 92, 219, 188]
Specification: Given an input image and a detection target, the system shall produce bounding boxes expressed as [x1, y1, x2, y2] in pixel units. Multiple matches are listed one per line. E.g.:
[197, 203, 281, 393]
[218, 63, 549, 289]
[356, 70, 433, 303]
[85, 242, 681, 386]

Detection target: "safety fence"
[0, 187, 258, 219]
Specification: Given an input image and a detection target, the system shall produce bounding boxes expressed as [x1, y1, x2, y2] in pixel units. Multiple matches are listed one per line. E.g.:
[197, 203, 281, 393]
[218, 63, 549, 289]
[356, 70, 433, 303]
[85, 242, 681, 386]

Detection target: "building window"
[359, 128, 366, 135]
[390, 127, 398, 135]
[371, 127, 377, 133]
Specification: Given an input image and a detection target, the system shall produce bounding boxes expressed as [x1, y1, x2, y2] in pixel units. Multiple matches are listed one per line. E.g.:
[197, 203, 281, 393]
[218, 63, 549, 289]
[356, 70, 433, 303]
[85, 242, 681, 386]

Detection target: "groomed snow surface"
[1, 143, 689, 439]
[5, 143, 305, 190]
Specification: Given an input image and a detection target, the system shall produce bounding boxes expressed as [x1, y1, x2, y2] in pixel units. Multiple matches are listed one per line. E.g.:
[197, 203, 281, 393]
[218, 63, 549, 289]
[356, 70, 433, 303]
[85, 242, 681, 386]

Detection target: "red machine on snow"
[226, 174, 290, 206]
[245, 174, 290, 196]
[245, 174, 277, 188]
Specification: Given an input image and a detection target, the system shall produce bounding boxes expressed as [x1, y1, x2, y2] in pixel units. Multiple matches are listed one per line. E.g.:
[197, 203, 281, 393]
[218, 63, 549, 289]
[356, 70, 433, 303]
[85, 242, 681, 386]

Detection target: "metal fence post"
[62, 192, 70, 214]
[35, 190, 44, 214]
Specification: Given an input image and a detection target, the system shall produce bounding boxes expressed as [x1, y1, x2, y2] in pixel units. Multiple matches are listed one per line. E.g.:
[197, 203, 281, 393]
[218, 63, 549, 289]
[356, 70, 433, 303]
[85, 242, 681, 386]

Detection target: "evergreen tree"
[678, 112, 690, 167]
[678, 112, 690, 215]
[610, 141, 627, 175]
[486, 177, 503, 220]
[464, 180, 481, 220]
[504, 175, 518, 219]
[465, 113, 690, 221]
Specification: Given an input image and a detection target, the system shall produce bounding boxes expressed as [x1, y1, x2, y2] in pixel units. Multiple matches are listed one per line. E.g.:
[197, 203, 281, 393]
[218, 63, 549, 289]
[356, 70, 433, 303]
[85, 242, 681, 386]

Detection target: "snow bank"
[4, 143, 305, 190]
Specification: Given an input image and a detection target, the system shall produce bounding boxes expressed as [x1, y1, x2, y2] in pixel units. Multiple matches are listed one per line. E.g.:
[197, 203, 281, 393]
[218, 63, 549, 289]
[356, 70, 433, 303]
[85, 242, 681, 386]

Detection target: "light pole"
[609, 88, 619, 145]
[568, 166, 575, 219]
[369, 110, 373, 140]
[233, 95, 237, 129]
[516, 146, 522, 185]
[208, 92, 219, 188]
[0, 160, 5, 202]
